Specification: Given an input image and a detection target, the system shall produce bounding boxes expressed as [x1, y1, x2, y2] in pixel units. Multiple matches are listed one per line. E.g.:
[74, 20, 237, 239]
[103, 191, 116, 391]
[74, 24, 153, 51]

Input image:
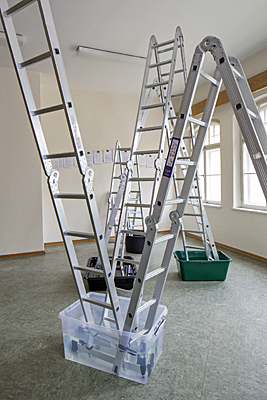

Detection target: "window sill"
[232, 207, 267, 215]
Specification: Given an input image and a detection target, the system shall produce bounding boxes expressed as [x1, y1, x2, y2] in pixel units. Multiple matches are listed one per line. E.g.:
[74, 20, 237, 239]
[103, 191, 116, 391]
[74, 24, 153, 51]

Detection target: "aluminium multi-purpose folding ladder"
[112, 37, 267, 373]
[0, 0, 125, 330]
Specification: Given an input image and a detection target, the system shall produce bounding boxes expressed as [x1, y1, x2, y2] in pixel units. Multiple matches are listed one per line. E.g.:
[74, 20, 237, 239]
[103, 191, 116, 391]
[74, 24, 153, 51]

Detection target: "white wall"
[0, 66, 43, 256]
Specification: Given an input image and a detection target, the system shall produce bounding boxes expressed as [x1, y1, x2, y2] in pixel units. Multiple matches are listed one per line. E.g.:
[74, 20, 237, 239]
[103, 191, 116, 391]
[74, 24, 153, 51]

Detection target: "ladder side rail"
[49, 172, 94, 323]
[0, 2, 53, 177]
[201, 37, 267, 201]
[38, 0, 88, 176]
[135, 161, 145, 231]
[105, 141, 120, 231]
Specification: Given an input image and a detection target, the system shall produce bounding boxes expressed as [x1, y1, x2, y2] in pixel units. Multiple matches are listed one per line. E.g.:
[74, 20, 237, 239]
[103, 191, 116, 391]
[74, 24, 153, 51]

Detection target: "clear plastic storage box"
[58, 292, 167, 384]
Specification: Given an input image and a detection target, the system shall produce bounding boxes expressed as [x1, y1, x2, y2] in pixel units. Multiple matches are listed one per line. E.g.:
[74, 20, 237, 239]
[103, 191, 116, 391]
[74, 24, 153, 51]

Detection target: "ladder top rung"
[4, 0, 36, 17]
[141, 102, 166, 110]
[43, 152, 76, 160]
[64, 230, 95, 239]
[149, 59, 172, 68]
[31, 104, 64, 116]
[152, 39, 174, 49]
[200, 69, 220, 86]
[18, 51, 51, 69]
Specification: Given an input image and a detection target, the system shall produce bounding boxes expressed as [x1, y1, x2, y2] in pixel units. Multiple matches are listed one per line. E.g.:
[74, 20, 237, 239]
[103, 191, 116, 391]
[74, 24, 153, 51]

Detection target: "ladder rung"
[188, 116, 208, 128]
[171, 92, 184, 99]
[120, 230, 146, 235]
[125, 203, 151, 208]
[73, 265, 104, 276]
[119, 147, 131, 151]
[64, 230, 95, 239]
[155, 233, 175, 244]
[114, 162, 127, 165]
[157, 46, 174, 54]
[183, 230, 204, 234]
[137, 125, 162, 132]
[129, 177, 155, 182]
[43, 152, 76, 159]
[83, 296, 113, 310]
[247, 109, 257, 120]
[231, 65, 242, 79]
[165, 198, 184, 205]
[183, 213, 202, 217]
[200, 69, 220, 86]
[133, 149, 159, 155]
[136, 299, 157, 315]
[175, 177, 185, 181]
[161, 68, 184, 77]
[185, 245, 205, 250]
[149, 60, 172, 68]
[54, 194, 86, 200]
[18, 51, 51, 69]
[145, 81, 168, 89]
[116, 257, 140, 265]
[103, 316, 116, 323]
[141, 102, 166, 110]
[4, 0, 36, 17]
[176, 160, 196, 166]
[152, 39, 174, 49]
[145, 268, 165, 281]
[116, 287, 133, 296]
[31, 104, 64, 116]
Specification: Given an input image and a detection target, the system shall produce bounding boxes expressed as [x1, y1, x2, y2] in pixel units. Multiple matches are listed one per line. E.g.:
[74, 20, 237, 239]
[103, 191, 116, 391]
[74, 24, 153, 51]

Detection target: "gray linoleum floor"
[1, 236, 267, 400]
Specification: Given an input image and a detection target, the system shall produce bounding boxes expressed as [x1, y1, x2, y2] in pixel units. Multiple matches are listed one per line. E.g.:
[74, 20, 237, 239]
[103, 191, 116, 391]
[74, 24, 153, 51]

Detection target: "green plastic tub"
[173, 250, 232, 281]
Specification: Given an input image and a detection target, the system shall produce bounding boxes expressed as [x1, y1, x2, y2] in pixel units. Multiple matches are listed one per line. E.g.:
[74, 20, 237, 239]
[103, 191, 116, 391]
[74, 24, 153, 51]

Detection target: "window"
[241, 101, 267, 210]
[198, 120, 221, 203]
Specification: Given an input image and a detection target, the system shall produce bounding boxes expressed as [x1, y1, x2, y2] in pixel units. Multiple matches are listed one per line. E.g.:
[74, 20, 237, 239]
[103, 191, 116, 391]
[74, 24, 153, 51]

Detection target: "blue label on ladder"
[163, 137, 180, 178]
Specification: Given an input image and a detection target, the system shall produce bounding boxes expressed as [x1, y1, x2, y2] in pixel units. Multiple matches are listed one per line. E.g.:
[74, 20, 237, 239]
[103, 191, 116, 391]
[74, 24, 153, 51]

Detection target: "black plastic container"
[84, 256, 137, 291]
[125, 233, 146, 254]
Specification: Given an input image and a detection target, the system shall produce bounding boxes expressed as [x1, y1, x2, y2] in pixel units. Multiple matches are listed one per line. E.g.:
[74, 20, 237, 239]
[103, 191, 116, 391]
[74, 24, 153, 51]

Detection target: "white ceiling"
[0, 0, 267, 95]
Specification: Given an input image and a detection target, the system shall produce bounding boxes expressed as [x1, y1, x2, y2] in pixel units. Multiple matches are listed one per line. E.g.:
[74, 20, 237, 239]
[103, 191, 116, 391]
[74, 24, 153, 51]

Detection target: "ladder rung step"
[247, 109, 257, 120]
[4, 0, 36, 17]
[129, 177, 155, 182]
[161, 68, 184, 77]
[133, 149, 159, 155]
[64, 230, 95, 239]
[165, 198, 184, 205]
[149, 60, 172, 68]
[114, 162, 127, 165]
[136, 299, 157, 315]
[73, 265, 104, 276]
[145, 81, 168, 89]
[145, 268, 165, 281]
[120, 230, 146, 235]
[171, 92, 184, 99]
[188, 116, 208, 128]
[176, 160, 196, 166]
[175, 177, 185, 181]
[54, 193, 86, 199]
[119, 147, 131, 151]
[168, 115, 178, 120]
[231, 65, 242, 79]
[31, 104, 64, 116]
[103, 316, 116, 323]
[185, 245, 205, 250]
[189, 196, 200, 199]
[152, 39, 174, 49]
[43, 152, 75, 160]
[183, 136, 195, 140]
[200, 69, 220, 86]
[125, 203, 151, 208]
[18, 51, 51, 69]
[183, 230, 204, 234]
[116, 257, 140, 265]
[141, 102, 166, 110]
[83, 296, 113, 310]
[116, 287, 133, 296]
[157, 46, 174, 54]
[137, 125, 162, 132]
[155, 233, 175, 244]
[183, 213, 202, 217]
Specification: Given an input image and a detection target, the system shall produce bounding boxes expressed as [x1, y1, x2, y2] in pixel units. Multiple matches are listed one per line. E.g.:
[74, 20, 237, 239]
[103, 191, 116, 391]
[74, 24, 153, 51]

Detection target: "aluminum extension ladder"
[0, 0, 124, 330]
[111, 27, 185, 269]
[112, 37, 267, 373]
